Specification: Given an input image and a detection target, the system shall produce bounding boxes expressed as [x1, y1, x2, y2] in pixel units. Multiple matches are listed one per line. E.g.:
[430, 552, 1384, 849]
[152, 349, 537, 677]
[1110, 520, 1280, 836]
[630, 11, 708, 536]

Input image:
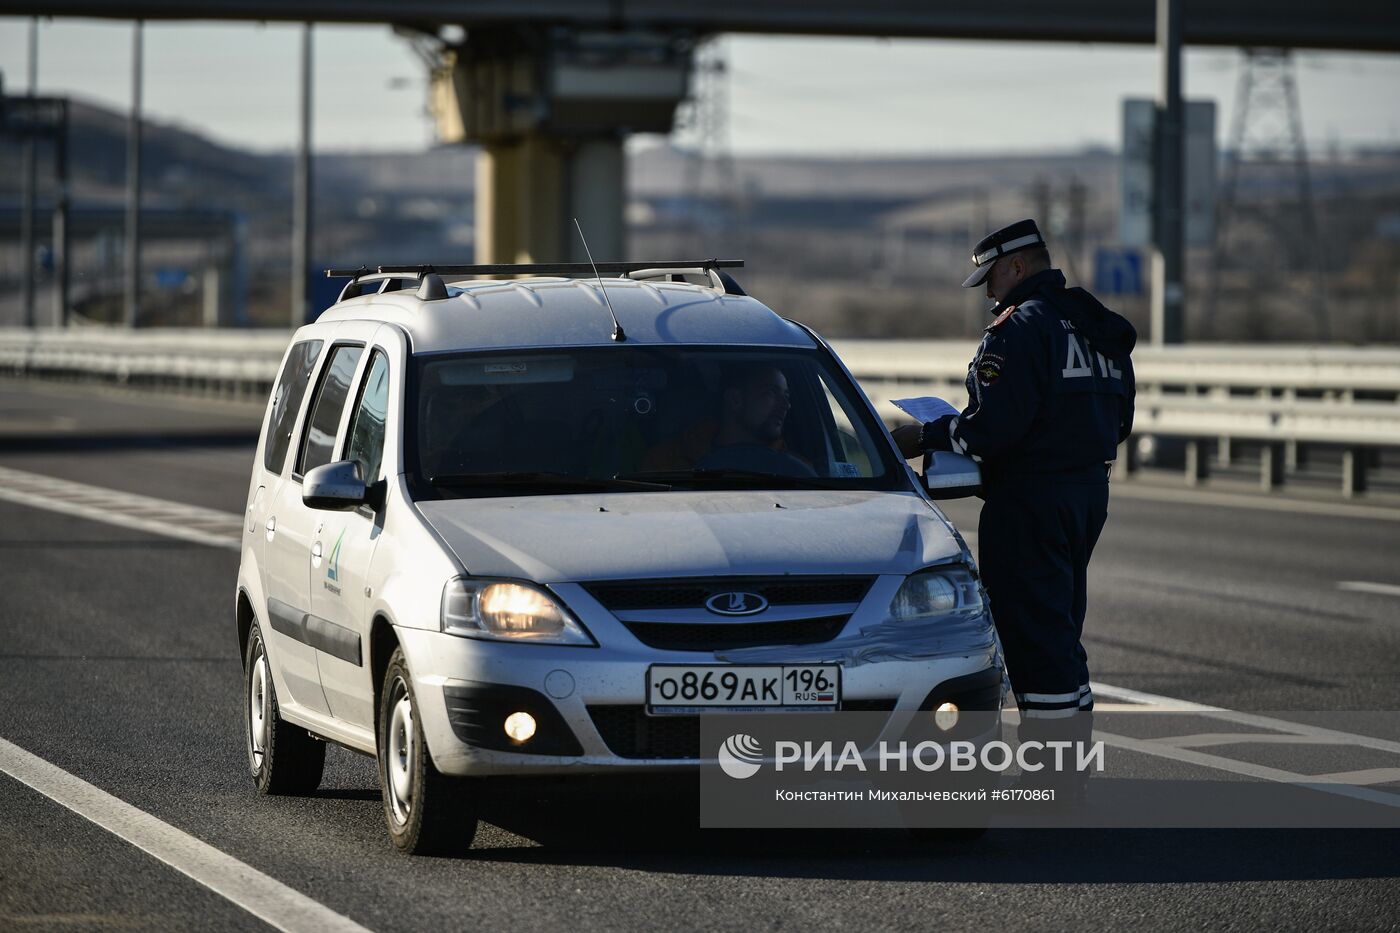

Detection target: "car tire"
[245, 622, 326, 795]
[377, 647, 478, 855]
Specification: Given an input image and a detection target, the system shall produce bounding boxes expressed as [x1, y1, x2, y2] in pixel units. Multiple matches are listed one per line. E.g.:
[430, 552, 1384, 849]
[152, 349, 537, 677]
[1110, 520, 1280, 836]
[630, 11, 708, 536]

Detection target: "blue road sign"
[1094, 248, 1144, 295]
[154, 267, 191, 290]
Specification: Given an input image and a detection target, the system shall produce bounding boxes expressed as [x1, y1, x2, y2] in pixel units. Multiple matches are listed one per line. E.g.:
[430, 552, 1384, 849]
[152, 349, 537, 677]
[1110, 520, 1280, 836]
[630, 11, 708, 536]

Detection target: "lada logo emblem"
[705, 591, 768, 616]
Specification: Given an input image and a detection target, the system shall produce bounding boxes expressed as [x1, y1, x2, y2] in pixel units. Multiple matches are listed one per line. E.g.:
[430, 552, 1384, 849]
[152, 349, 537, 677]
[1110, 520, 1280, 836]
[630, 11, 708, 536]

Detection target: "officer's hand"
[890, 424, 924, 460]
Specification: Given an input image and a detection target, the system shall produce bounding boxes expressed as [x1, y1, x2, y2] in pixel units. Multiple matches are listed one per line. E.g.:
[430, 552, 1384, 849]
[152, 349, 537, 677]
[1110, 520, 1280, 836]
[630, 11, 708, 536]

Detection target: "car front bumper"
[396, 622, 1004, 777]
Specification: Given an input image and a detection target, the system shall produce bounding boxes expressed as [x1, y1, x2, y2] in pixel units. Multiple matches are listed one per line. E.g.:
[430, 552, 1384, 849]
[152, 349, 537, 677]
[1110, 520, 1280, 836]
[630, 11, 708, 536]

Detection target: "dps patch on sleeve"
[975, 352, 1005, 387]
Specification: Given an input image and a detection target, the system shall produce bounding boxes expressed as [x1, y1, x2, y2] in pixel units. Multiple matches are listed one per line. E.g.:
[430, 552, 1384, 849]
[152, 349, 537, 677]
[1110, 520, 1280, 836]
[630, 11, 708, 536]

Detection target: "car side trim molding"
[266, 597, 363, 667]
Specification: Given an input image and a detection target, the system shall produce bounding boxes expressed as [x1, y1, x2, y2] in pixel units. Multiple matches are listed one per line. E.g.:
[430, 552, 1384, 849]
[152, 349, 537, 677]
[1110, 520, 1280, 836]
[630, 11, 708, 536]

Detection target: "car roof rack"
[325, 267, 451, 303]
[326, 260, 747, 298]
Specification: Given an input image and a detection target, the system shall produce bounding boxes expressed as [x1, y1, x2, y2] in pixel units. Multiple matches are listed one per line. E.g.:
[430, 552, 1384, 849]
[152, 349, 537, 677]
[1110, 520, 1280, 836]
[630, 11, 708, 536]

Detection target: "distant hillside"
[629, 142, 1121, 198]
[1, 96, 1397, 339]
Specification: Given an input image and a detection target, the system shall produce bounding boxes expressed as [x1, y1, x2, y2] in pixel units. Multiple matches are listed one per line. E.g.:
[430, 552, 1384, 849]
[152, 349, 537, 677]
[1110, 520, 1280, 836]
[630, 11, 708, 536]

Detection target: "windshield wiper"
[429, 471, 671, 492]
[615, 468, 841, 489]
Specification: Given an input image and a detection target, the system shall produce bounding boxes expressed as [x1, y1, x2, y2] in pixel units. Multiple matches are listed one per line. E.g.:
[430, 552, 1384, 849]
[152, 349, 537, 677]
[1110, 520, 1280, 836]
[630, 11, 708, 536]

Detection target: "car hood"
[415, 489, 965, 583]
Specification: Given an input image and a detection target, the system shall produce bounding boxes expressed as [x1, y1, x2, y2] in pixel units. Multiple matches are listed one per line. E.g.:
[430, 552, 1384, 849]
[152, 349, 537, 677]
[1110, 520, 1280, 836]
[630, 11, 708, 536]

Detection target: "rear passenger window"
[346, 351, 390, 483]
[298, 345, 364, 476]
[263, 339, 323, 475]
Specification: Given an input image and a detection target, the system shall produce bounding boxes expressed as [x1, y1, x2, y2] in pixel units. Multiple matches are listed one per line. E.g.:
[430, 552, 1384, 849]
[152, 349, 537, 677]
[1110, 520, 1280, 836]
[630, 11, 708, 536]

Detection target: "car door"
[308, 325, 402, 729]
[252, 335, 327, 711]
[265, 330, 366, 714]
[248, 337, 324, 558]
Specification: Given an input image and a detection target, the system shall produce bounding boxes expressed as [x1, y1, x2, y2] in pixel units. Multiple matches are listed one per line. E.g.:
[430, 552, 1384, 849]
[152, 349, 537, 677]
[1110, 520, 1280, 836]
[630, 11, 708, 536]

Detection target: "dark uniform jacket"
[921, 269, 1136, 481]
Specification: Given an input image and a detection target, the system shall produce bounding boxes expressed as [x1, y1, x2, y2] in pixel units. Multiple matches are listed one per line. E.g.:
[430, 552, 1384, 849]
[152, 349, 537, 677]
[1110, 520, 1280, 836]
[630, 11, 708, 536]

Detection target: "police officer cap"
[961, 218, 1046, 288]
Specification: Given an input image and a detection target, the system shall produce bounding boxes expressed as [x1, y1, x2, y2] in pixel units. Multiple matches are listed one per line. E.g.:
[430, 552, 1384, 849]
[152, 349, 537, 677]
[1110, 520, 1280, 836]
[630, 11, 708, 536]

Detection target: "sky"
[2, 17, 1400, 157]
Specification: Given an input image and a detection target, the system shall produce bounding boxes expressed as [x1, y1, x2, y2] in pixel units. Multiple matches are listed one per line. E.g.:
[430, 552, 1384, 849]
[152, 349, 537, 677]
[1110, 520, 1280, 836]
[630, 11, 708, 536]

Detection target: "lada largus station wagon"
[235, 260, 1004, 853]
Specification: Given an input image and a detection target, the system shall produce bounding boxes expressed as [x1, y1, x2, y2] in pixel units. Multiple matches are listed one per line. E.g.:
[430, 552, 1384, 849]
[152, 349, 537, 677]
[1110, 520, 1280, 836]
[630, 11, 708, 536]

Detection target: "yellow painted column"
[474, 135, 623, 265]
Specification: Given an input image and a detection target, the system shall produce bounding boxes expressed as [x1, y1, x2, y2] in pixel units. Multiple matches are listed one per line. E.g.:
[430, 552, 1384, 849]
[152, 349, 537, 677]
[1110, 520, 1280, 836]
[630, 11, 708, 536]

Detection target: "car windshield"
[407, 346, 905, 498]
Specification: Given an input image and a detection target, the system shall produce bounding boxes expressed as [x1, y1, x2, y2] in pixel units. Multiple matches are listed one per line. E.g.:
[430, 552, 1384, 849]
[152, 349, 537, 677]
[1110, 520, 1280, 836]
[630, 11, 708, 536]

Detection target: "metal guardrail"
[834, 340, 1400, 497]
[3, 328, 1398, 495]
[0, 327, 287, 399]
[832, 340, 1400, 395]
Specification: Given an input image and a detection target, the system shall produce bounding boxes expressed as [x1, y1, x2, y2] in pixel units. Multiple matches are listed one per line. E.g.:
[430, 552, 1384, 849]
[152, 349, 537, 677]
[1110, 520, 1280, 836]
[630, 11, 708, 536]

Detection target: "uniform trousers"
[977, 468, 1109, 765]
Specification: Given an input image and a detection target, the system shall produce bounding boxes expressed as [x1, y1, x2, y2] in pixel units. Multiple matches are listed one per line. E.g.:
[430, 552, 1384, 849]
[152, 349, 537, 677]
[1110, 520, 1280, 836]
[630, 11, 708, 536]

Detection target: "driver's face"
[735, 369, 791, 442]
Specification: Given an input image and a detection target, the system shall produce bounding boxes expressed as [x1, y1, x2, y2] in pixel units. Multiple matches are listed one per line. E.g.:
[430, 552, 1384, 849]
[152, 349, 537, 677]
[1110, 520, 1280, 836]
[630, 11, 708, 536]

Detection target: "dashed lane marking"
[0, 737, 372, 933]
[0, 465, 241, 550]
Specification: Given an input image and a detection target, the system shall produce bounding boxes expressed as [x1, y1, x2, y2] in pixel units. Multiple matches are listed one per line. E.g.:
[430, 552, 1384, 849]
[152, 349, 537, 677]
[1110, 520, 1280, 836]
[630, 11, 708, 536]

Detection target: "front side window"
[345, 351, 391, 483]
[298, 344, 364, 476]
[263, 339, 323, 475]
[407, 346, 905, 499]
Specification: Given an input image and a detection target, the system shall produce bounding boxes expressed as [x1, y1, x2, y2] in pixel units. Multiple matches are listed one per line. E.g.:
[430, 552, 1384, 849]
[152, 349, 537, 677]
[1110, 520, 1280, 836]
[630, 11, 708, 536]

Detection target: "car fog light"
[934, 701, 959, 731]
[504, 711, 537, 744]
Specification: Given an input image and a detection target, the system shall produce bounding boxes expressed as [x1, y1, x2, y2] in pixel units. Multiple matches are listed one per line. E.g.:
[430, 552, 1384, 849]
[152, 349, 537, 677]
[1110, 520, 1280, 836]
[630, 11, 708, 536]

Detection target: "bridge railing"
[3, 328, 1398, 496]
[834, 340, 1400, 497]
[0, 327, 287, 399]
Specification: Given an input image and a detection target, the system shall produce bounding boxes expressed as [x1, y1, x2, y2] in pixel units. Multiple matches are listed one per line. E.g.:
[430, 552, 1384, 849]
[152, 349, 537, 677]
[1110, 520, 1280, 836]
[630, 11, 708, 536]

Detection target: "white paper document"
[891, 396, 960, 424]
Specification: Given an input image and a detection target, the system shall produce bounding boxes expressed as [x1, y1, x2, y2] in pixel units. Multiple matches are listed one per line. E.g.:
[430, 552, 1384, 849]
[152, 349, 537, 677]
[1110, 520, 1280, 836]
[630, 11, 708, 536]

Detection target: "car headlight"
[441, 577, 595, 645]
[887, 566, 984, 622]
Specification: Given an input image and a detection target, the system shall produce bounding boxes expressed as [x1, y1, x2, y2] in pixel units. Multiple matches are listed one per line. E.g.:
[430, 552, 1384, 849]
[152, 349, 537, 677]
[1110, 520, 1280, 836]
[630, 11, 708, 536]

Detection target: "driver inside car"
[642, 364, 815, 476]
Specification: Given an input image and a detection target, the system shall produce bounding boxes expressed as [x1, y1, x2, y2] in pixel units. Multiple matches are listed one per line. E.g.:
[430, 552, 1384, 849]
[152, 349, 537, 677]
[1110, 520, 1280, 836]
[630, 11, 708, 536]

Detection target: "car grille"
[583, 575, 876, 612]
[588, 699, 898, 760]
[622, 614, 849, 651]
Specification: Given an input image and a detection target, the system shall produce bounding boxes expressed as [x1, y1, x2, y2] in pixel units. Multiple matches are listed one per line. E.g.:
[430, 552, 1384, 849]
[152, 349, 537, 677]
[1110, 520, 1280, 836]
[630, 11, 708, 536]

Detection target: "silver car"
[235, 261, 1003, 853]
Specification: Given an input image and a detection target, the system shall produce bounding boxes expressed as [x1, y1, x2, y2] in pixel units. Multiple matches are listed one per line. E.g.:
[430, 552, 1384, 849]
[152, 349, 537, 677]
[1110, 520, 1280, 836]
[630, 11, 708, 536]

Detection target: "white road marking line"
[0, 488, 240, 550]
[0, 737, 372, 933]
[1094, 731, 1400, 811]
[1313, 768, 1400, 786]
[0, 466, 240, 521]
[1337, 580, 1400, 598]
[1095, 681, 1400, 755]
[0, 465, 242, 550]
[1091, 680, 1400, 810]
[1155, 732, 1357, 748]
[1111, 482, 1400, 522]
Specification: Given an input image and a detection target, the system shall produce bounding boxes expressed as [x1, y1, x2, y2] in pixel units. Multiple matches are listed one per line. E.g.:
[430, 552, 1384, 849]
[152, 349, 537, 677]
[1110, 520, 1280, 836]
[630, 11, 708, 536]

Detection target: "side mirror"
[920, 451, 982, 499]
[303, 460, 369, 511]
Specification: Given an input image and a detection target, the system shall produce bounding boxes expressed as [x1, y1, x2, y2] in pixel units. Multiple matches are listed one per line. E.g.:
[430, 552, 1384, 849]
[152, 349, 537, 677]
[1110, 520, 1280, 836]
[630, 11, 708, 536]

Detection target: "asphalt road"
[1, 379, 1398, 931]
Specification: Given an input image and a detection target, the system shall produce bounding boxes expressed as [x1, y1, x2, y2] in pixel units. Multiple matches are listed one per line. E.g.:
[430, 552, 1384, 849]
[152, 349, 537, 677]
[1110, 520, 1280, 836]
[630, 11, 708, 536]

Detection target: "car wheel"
[377, 647, 478, 855]
[245, 622, 325, 795]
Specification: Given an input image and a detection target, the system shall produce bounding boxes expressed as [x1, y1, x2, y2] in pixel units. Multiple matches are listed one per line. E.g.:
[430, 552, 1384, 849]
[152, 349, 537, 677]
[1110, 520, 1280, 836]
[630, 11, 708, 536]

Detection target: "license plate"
[646, 664, 841, 714]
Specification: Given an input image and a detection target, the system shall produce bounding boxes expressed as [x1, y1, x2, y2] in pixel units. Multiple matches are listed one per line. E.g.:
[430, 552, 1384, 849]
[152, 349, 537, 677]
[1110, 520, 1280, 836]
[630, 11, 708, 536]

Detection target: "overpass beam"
[432, 28, 691, 264]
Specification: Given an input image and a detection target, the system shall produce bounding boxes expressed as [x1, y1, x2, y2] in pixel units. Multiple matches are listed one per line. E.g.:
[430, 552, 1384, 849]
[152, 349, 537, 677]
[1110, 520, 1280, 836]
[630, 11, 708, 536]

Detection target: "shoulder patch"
[986, 304, 1018, 331]
[975, 352, 1005, 387]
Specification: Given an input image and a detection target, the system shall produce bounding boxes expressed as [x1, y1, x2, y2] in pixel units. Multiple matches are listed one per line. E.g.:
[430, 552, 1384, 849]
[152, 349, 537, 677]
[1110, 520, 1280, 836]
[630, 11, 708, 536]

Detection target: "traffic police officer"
[893, 219, 1136, 786]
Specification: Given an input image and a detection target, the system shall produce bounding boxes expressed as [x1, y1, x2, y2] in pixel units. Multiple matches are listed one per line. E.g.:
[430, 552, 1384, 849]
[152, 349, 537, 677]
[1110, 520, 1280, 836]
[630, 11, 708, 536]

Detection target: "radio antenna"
[573, 218, 625, 342]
